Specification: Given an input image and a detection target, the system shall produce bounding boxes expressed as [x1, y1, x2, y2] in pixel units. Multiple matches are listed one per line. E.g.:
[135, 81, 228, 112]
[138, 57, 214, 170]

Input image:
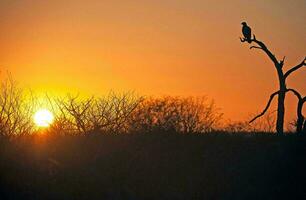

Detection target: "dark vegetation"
[0, 76, 302, 137]
[0, 76, 225, 137]
[1, 133, 306, 200]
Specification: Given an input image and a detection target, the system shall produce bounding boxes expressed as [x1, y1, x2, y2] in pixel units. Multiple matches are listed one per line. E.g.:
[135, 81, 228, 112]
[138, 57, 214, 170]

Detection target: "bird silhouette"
[241, 22, 252, 43]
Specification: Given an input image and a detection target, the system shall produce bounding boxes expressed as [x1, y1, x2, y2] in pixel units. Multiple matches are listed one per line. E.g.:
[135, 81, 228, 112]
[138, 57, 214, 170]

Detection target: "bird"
[241, 22, 252, 43]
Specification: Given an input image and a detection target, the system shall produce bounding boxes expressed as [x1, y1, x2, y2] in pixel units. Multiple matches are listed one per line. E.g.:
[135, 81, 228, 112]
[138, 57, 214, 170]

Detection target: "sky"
[0, 0, 305, 122]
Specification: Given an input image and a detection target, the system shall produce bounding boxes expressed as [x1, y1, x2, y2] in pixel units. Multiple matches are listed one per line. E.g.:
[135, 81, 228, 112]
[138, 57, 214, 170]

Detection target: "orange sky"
[0, 0, 305, 122]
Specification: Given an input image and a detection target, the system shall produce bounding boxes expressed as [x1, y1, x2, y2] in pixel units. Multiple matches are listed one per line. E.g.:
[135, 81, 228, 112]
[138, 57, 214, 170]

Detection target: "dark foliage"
[1, 132, 305, 200]
[128, 96, 222, 133]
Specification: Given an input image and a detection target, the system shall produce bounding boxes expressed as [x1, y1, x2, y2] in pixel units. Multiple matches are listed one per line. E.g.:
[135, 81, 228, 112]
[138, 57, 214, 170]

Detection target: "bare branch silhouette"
[0, 75, 35, 136]
[129, 96, 222, 133]
[286, 88, 306, 134]
[241, 34, 281, 68]
[249, 91, 279, 123]
[46, 91, 143, 134]
[284, 57, 306, 79]
[249, 46, 262, 50]
[249, 87, 305, 134]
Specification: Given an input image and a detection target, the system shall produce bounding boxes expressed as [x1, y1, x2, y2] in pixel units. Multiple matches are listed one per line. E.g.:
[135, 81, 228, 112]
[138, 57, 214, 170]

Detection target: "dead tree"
[240, 25, 305, 135]
[0, 76, 35, 136]
[249, 88, 305, 135]
[287, 89, 306, 135]
[47, 91, 143, 134]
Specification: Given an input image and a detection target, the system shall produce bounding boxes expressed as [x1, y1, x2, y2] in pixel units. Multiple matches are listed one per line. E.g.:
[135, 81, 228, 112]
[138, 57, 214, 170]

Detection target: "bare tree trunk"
[296, 102, 304, 134]
[250, 87, 305, 135]
[286, 89, 305, 135]
[276, 74, 286, 135]
[276, 91, 285, 135]
[296, 97, 305, 135]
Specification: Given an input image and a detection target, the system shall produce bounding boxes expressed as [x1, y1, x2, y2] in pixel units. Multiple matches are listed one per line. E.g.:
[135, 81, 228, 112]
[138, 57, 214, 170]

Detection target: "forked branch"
[287, 88, 302, 101]
[250, 88, 306, 125]
[287, 88, 306, 109]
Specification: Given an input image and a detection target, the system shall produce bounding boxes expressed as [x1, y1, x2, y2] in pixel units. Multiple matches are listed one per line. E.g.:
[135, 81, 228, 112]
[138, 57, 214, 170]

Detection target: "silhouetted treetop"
[240, 22, 305, 135]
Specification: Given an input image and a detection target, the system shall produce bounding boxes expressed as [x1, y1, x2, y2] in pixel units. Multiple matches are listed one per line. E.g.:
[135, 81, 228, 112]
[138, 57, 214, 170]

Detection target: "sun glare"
[34, 109, 54, 128]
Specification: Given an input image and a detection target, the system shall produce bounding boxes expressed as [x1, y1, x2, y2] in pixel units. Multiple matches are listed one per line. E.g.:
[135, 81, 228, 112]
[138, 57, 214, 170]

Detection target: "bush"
[128, 96, 222, 133]
[0, 77, 35, 137]
[47, 91, 143, 134]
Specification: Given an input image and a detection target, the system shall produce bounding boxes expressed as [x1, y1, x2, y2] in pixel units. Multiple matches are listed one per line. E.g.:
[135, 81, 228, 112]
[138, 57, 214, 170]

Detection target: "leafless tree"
[0, 76, 35, 137]
[248, 88, 305, 135]
[47, 91, 143, 134]
[88, 91, 143, 133]
[240, 24, 305, 135]
[286, 89, 306, 135]
[52, 94, 94, 134]
[128, 96, 222, 133]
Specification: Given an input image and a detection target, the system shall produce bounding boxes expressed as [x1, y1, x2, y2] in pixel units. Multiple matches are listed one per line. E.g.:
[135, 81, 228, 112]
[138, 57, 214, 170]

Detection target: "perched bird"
[241, 22, 252, 43]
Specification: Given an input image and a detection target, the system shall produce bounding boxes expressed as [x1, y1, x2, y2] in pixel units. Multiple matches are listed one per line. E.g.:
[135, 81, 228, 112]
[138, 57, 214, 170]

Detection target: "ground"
[0, 132, 305, 199]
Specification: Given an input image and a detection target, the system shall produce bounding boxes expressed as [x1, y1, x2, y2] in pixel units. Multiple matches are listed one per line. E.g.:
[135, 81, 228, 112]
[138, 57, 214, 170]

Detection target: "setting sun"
[33, 109, 54, 127]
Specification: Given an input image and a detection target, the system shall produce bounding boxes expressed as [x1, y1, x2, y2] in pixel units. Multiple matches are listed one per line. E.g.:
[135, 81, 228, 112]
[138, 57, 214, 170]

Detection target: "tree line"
[0, 76, 303, 137]
[0, 77, 224, 136]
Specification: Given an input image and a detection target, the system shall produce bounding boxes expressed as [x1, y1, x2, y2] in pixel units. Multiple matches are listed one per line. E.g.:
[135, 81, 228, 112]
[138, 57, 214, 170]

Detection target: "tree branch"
[249, 91, 280, 123]
[241, 34, 281, 69]
[284, 57, 306, 79]
[286, 88, 306, 134]
[252, 35, 281, 67]
[250, 46, 262, 50]
[279, 56, 286, 68]
[250, 88, 306, 124]
[287, 88, 306, 107]
[287, 88, 302, 101]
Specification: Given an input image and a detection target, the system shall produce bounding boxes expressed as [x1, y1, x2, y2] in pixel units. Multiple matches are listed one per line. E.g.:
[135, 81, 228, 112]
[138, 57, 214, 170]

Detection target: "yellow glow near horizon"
[1, 0, 305, 122]
[34, 109, 54, 128]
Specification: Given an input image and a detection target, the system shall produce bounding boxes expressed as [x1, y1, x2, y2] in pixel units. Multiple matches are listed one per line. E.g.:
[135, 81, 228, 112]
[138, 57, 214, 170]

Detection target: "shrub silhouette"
[47, 95, 222, 134]
[0, 76, 35, 137]
[222, 111, 276, 133]
[0, 76, 223, 136]
[47, 91, 143, 134]
[128, 96, 222, 133]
